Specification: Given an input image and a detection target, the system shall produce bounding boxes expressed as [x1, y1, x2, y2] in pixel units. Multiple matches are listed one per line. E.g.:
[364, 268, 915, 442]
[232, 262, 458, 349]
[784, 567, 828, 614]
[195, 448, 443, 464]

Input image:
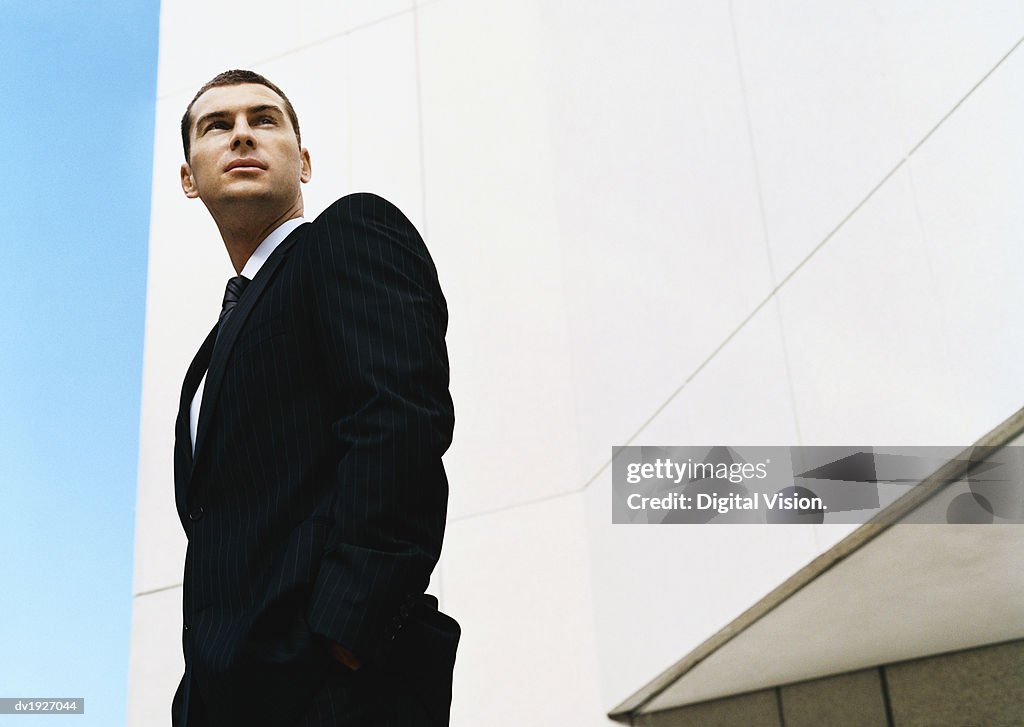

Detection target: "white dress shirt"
[190, 217, 307, 454]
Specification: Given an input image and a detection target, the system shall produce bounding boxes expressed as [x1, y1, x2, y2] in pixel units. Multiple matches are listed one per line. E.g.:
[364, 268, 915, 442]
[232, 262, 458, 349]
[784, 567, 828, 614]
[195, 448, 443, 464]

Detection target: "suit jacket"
[170, 193, 459, 726]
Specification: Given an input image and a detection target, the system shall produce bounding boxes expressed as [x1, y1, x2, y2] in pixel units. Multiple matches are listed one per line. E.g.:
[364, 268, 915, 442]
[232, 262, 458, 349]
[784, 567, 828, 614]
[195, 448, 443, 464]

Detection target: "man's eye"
[205, 121, 229, 132]
[258, 117, 275, 125]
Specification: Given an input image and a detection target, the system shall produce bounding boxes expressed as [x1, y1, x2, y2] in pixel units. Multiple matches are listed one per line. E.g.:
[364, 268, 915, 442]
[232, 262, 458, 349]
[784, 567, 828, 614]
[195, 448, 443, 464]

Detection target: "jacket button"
[189, 507, 204, 521]
[183, 623, 190, 632]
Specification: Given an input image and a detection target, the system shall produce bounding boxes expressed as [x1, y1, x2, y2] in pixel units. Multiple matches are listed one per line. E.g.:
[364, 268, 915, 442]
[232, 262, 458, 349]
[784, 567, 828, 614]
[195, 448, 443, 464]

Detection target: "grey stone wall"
[635, 639, 1022, 727]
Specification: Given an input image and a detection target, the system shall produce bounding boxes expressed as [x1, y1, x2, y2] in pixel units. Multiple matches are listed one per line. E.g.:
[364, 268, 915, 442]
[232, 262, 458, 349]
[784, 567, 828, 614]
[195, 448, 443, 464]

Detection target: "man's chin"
[211, 187, 278, 205]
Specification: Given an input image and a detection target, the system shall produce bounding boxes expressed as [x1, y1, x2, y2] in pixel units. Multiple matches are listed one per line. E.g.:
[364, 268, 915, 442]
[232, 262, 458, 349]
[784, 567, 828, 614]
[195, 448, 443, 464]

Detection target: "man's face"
[180, 83, 311, 211]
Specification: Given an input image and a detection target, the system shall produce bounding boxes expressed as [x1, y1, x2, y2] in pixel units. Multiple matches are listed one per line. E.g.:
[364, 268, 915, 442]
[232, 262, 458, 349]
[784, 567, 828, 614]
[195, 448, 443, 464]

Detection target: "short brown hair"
[180, 69, 301, 161]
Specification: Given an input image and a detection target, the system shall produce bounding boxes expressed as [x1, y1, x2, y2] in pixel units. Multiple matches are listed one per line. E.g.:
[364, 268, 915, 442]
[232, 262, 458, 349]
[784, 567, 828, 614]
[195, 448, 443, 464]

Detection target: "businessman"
[170, 69, 459, 726]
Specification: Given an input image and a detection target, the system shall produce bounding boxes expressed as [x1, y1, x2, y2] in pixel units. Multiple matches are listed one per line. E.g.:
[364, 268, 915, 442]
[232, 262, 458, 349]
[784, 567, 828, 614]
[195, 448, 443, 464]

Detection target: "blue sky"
[0, 1, 159, 724]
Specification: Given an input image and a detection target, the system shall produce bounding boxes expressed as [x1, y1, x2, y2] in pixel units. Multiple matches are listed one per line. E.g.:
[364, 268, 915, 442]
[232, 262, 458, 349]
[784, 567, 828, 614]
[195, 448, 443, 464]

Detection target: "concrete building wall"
[130, 2, 1024, 724]
[637, 638, 1024, 727]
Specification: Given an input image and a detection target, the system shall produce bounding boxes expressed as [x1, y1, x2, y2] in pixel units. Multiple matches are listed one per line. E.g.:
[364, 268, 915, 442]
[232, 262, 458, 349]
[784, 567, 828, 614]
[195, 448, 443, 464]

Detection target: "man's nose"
[230, 120, 256, 149]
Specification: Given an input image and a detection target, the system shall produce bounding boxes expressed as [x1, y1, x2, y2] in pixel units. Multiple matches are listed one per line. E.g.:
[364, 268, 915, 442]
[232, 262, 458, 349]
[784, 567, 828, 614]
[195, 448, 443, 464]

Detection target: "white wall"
[130, 1, 1024, 724]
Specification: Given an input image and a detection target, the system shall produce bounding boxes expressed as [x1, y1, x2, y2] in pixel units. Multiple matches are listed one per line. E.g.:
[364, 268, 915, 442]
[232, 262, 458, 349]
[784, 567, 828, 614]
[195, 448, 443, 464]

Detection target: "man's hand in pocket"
[329, 642, 362, 671]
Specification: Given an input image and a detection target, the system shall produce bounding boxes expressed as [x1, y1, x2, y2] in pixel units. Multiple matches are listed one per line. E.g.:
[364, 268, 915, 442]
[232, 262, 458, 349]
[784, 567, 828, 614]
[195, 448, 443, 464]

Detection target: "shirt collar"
[240, 216, 307, 280]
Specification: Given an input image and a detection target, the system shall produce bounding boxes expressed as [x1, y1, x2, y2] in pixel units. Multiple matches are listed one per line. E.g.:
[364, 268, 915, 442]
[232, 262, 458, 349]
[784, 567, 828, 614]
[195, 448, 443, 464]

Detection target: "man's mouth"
[225, 158, 268, 172]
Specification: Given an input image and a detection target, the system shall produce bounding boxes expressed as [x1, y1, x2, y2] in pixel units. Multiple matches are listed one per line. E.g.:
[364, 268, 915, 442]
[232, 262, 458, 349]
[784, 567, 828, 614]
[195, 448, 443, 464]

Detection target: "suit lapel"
[174, 323, 217, 518]
[190, 225, 307, 478]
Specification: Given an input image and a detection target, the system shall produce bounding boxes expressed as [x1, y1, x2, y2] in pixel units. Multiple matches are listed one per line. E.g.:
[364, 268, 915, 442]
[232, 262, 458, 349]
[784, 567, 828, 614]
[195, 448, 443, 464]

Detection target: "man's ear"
[299, 148, 312, 184]
[181, 162, 200, 199]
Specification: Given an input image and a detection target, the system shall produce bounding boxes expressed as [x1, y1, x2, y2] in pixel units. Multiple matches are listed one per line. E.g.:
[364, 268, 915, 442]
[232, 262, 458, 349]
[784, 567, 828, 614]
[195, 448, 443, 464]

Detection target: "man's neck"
[212, 198, 304, 274]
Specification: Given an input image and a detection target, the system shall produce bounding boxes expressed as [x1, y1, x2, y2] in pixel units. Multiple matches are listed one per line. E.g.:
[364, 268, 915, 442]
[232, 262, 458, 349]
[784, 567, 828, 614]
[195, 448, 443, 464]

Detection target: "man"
[170, 69, 459, 726]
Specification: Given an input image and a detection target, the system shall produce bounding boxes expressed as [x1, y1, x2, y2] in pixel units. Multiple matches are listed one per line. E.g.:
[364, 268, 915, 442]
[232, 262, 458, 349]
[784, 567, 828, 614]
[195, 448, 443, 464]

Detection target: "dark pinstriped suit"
[171, 193, 459, 726]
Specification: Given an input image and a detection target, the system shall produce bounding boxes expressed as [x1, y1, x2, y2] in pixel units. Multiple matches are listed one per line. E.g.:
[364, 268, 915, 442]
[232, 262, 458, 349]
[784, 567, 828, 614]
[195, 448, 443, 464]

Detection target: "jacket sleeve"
[302, 192, 454, 666]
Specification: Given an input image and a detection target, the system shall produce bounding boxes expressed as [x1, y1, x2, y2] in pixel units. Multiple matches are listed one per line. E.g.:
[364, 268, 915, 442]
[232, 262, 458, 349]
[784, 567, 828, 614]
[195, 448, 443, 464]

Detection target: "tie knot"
[222, 275, 250, 310]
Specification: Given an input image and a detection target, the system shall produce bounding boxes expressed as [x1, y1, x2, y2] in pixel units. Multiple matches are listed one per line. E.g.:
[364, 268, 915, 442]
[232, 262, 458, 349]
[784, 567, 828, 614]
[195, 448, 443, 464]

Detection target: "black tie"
[215, 275, 250, 347]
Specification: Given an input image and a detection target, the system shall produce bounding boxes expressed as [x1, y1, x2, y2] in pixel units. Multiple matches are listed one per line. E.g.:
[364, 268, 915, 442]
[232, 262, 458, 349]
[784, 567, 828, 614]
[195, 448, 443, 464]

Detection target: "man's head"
[180, 69, 300, 162]
[179, 70, 311, 216]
